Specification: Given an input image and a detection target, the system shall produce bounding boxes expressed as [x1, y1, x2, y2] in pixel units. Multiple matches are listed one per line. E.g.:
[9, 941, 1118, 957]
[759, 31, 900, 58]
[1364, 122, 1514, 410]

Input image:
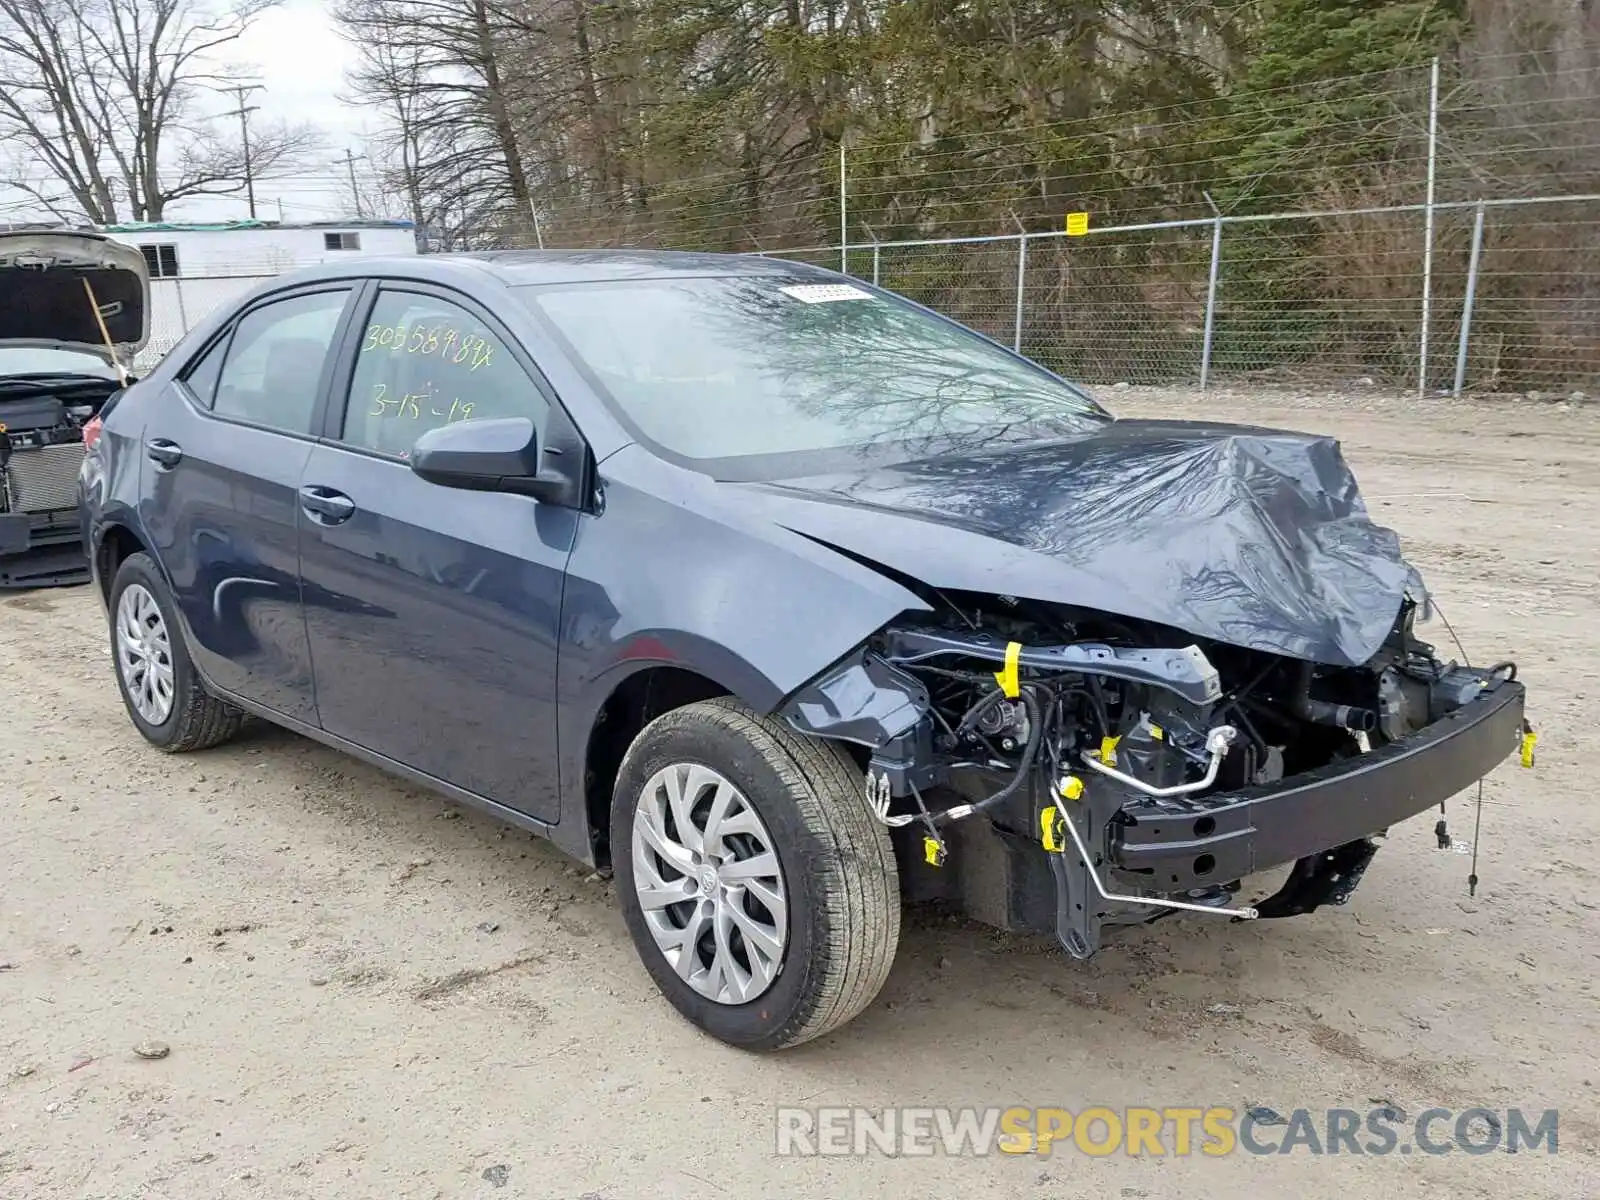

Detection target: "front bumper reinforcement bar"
[1110, 679, 1526, 894]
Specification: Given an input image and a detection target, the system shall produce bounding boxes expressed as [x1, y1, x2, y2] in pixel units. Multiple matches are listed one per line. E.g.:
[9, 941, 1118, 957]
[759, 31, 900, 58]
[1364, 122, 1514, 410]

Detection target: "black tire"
[108, 552, 245, 753]
[611, 696, 900, 1051]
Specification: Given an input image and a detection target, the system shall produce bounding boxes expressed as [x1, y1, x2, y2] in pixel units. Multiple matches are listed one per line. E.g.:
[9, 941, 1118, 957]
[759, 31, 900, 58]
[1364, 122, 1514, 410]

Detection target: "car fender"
[83, 393, 205, 671]
[83, 391, 155, 599]
[555, 451, 932, 824]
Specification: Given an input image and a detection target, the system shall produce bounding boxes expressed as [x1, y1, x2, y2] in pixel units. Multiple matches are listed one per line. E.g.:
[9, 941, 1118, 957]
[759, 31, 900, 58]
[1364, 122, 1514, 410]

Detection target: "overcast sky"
[215, 0, 368, 222]
[2, 0, 373, 226]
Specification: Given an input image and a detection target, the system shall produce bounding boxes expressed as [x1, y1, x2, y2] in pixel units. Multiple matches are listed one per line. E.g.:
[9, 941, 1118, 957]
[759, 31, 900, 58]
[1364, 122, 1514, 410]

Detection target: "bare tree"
[336, 133, 420, 226]
[1454, 0, 1600, 195]
[334, 0, 543, 246]
[0, 0, 323, 222]
[335, 35, 461, 241]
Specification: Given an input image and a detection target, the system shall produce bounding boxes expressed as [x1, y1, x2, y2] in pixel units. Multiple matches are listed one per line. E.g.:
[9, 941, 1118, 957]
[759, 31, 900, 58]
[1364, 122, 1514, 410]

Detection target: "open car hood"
[0, 231, 150, 363]
[732, 419, 1420, 668]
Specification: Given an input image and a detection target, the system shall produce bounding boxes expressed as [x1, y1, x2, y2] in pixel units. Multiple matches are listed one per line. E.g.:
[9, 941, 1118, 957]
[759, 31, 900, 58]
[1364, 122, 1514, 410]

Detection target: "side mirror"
[409, 417, 547, 495]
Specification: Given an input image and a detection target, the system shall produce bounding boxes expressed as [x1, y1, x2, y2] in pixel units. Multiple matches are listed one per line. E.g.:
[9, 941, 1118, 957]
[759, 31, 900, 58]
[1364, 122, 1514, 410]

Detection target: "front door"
[297, 284, 576, 822]
[138, 285, 356, 722]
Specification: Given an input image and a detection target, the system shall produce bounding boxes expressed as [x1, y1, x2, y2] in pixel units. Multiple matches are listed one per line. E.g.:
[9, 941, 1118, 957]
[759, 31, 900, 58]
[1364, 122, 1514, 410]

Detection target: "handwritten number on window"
[367, 383, 472, 424]
[361, 321, 492, 371]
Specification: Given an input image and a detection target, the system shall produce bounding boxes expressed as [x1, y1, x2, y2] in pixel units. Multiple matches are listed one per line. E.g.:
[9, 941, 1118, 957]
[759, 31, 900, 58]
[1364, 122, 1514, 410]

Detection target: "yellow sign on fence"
[1065, 211, 1090, 236]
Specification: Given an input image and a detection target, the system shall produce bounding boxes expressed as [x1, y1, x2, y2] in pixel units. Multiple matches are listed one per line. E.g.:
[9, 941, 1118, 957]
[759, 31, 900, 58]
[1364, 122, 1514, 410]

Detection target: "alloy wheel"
[631, 762, 789, 1004]
[116, 583, 175, 725]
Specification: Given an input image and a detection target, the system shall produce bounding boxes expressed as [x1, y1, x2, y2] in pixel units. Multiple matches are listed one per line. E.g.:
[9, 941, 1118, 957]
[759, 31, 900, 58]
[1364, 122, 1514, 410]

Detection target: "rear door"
[138, 284, 361, 722]
[296, 283, 577, 822]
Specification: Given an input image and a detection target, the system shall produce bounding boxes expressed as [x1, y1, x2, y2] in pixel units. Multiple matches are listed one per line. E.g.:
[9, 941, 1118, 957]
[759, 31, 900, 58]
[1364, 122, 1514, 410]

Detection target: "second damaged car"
[1, 231, 146, 588]
[80, 251, 1531, 1050]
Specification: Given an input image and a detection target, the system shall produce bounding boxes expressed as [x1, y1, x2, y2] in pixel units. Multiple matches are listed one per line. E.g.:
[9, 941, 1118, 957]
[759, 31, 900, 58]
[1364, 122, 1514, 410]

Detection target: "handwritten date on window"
[362, 322, 494, 371]
[369, 383, 474, 424]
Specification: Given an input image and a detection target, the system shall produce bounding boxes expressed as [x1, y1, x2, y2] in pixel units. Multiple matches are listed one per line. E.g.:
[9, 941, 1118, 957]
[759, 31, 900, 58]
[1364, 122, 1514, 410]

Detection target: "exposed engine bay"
[782, 591, 1530, 958]
[0, 377, 114, 464]
[0, 375, 119, 587]
[0, 229, 147, 589]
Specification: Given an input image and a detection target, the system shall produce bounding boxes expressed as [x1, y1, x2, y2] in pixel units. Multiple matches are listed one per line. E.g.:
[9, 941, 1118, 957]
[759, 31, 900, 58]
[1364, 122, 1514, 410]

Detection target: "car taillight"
[83, 415, 103, 449]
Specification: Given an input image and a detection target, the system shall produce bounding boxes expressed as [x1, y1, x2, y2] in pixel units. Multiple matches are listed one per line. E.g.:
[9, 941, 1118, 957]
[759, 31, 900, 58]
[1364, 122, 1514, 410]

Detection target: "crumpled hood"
[731, 419, 1418, 667]
[0, 231, 149, 362]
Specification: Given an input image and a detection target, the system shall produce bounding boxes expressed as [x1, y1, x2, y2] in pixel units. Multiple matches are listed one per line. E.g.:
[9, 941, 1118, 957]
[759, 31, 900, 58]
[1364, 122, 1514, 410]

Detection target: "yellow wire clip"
[1040, 807, 1063, 852]
[923, 835, 946, 867]
[1520, 726, 1538, 769]
[994, 641, 1021, 699]
[1043, 777, 1086, 851]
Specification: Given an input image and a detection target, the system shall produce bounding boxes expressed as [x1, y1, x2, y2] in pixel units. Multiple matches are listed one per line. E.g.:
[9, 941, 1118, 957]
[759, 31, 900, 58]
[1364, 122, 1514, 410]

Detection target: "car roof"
[278, 248, 841, 290]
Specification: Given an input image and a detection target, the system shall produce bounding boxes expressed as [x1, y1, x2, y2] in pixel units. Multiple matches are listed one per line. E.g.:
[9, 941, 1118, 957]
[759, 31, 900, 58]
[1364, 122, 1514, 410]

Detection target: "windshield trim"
[514, 274, 1112, 481]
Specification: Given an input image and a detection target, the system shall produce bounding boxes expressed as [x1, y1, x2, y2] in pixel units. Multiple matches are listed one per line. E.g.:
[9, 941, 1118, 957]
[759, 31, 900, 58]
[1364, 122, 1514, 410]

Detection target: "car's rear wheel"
[109, 552, 244, 753]
[611, 696, 900, 1051]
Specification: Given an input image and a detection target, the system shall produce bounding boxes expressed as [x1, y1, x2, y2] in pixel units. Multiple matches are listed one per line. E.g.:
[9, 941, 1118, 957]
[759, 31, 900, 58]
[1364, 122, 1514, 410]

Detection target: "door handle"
[299, 485, 356, 524]
[145, 438, 183, 468]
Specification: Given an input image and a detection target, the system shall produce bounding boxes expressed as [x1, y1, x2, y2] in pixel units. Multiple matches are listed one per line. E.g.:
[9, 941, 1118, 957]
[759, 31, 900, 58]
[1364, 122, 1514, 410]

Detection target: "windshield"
[0, 347, 116, 378]
[521, 275, 1109, 476]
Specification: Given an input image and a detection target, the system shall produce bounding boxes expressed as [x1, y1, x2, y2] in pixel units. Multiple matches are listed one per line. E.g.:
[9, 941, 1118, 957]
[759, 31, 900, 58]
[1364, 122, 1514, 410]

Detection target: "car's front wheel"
[109, 551, 245, 753]
[611, 697, 901, 1050]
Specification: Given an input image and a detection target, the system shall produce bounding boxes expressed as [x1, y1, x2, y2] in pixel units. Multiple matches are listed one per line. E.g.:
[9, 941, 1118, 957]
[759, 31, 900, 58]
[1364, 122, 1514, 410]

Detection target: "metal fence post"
[173, 277, 189, 336]
[1013, 234, 1027, 353]
[1452, 200, 1487, 397]
[839, 144, 848, 275]
[1418, 55, 1441, 397]
[872, 242, 881, 287]
[1200, 214, 1223, 390]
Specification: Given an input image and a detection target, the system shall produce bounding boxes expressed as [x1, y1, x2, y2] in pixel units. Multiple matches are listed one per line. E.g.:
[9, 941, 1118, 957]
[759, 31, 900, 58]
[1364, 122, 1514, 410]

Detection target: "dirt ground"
[3, 386, 1598, 1199]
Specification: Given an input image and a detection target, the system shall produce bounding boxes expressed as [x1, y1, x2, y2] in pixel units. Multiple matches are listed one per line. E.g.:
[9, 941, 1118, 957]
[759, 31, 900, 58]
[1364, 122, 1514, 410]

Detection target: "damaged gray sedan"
[81, 251, 1530, 1052]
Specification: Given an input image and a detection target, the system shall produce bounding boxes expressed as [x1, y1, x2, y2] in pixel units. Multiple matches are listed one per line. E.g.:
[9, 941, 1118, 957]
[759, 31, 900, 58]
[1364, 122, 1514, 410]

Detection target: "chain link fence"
[131, 49, 1598, 395]
[1467, 199, 1600, 394]
[138, 274, 280, 370]
[767, 194, 1598, 396]
[136, 209, 1597, 400]
[477, 53, 1599, 398]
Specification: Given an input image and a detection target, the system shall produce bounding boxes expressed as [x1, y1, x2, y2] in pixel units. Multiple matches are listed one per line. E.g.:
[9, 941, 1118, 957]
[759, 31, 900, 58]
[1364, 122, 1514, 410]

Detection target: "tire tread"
[162, 677, 247, 754]
[622, 696, 900, 1049]
[112, 552, 246, 754]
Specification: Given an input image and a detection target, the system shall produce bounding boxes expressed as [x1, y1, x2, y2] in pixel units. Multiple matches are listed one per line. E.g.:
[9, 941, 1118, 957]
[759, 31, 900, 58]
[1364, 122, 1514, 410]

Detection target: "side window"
[211, 290, 350, 435]
[180, 333, 229, 409]
[340, 289, 549, 460]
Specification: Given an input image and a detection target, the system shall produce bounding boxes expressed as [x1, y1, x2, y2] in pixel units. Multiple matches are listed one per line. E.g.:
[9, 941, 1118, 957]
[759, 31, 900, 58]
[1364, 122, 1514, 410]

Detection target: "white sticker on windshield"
[779, 283, 875, 304]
